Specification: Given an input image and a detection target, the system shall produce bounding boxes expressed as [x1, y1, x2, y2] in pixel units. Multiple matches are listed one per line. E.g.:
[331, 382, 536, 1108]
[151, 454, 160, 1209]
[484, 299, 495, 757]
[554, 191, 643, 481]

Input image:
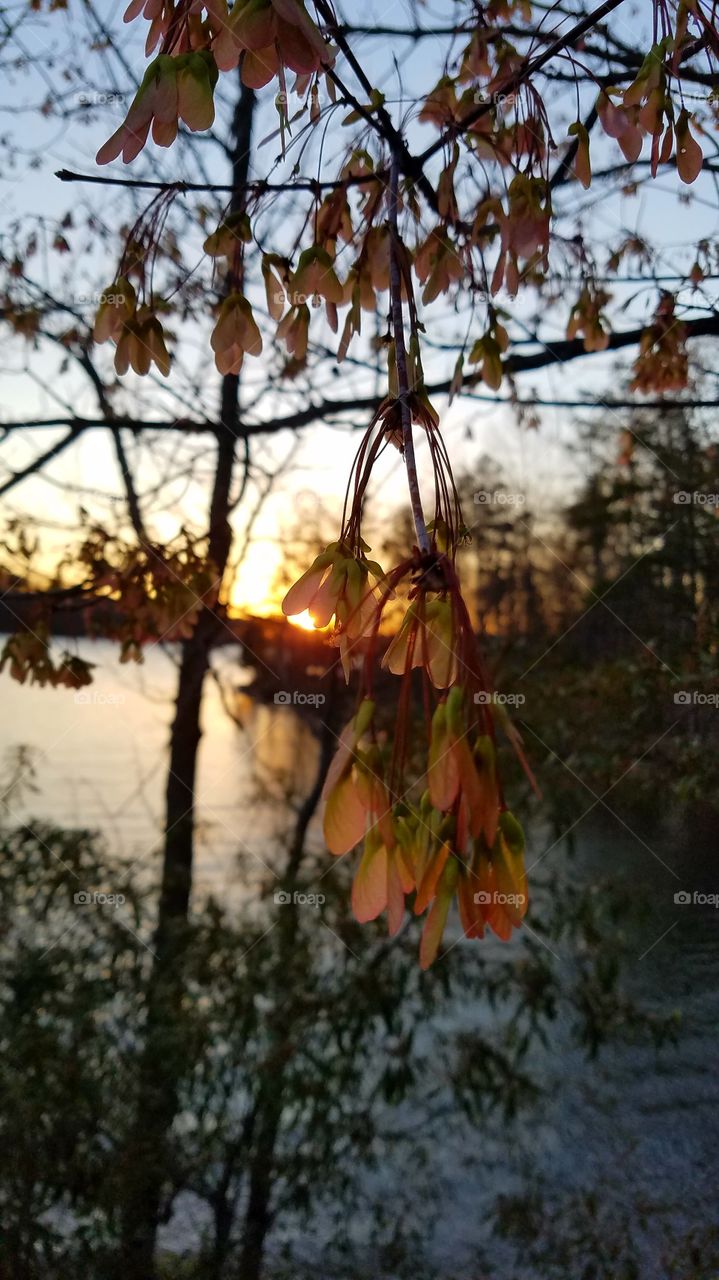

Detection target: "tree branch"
[3, 310, 719, 442]
[0, 426, 84, 498]
[56, 167, 385, 196]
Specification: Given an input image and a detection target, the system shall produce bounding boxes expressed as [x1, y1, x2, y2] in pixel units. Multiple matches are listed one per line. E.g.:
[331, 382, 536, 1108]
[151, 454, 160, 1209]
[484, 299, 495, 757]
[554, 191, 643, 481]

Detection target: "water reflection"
[0, 639, 319, 898]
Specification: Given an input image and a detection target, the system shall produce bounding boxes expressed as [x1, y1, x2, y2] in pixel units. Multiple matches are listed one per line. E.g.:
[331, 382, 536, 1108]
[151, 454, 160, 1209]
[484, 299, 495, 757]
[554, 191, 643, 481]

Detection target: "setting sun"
[288, 609, 319, 632]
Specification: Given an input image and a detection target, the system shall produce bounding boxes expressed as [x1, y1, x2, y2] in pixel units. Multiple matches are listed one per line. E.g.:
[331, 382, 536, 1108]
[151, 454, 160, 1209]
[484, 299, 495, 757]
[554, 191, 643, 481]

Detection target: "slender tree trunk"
[237, 707, 340, 1280]
[237, 1104, 282, 1280]
[116, 80, 255, 1280]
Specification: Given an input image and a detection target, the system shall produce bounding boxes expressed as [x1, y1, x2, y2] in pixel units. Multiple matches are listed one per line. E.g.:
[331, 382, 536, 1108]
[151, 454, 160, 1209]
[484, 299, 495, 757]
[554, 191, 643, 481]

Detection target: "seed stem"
[388, 158, 430, 555]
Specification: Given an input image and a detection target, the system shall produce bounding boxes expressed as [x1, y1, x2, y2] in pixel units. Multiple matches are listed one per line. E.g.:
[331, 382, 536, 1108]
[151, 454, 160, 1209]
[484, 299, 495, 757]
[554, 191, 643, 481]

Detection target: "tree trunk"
[237, 707, 340, 1280]
[115, 79, 255, 1280]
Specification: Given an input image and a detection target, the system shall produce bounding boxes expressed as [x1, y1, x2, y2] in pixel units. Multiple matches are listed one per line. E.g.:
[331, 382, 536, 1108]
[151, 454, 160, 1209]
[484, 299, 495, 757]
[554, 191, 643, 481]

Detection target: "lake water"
[2, 640, 717, 1275]
[0, 639, 320, 898]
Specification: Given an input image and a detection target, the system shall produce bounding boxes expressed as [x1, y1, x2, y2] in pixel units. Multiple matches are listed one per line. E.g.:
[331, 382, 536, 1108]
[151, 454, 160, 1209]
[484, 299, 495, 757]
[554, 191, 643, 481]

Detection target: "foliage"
[0, 793, 677, 1278]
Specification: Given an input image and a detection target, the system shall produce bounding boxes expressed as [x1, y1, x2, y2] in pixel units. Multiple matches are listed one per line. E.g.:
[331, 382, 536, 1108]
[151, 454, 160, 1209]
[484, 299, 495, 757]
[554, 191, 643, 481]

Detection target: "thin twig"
[388, 159, 430, 555]
[55, 167, 384, 196]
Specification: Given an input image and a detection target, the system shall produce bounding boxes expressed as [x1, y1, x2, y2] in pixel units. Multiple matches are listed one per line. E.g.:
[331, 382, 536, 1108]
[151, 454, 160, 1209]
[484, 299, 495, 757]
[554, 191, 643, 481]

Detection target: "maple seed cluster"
[281, 528, 531, 969]
[97, 0, 333, 168]
[97, 51, 218, 164]
[93, 277, 171, 377]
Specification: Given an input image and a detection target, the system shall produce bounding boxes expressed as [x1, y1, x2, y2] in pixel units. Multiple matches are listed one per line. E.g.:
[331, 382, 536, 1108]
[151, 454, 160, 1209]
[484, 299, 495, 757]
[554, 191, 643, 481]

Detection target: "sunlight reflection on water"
[0, 639, 318, 899]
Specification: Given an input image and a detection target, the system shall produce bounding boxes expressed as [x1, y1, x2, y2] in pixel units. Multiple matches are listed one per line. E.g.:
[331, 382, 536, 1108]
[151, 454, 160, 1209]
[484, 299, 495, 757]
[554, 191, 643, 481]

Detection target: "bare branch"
[0, 426, 84, 498]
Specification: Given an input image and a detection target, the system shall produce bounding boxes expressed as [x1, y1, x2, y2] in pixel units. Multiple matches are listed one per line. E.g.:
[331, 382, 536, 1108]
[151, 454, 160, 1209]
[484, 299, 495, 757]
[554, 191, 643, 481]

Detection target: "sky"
[1, 0, 717, 615]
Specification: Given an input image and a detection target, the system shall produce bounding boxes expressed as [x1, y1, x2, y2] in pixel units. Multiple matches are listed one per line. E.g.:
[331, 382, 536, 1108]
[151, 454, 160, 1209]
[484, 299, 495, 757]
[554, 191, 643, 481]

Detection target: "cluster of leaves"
[0, 520, 219, 673]
[72, 522, 220, 658]
[0, 624, 95, 689]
